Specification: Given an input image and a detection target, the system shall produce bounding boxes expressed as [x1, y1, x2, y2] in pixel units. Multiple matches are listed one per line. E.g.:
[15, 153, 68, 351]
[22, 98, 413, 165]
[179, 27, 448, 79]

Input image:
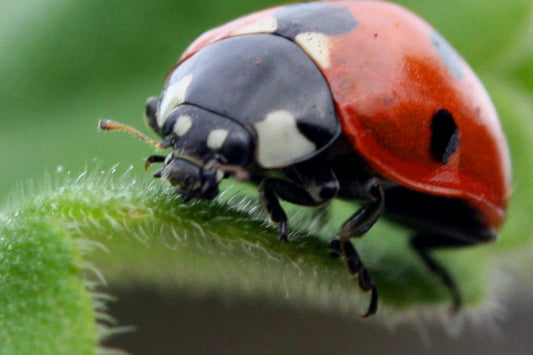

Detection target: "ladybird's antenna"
[99, 119, 167, 149]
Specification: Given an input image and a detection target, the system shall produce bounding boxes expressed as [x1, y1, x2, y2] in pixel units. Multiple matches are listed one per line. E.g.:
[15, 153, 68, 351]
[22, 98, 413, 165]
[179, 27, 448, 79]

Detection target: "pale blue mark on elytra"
[431, 31, 464, 79]
[275, 2, 357, 39]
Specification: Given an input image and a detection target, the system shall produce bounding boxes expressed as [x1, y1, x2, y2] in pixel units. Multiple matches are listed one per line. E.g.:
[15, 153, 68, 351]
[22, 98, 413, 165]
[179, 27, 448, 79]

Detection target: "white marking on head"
[295, 32, 331, 69]
[233, 16, 278, 35]
[207, 129, 229, 150]
[173, 115, 193, 136]
[254, 110, 316, 168]
[158, 74, 193, 127]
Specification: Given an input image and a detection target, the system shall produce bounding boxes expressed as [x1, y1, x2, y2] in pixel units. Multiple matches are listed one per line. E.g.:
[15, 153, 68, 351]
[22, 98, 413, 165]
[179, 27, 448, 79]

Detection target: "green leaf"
[0, 216, 97, 354]
[1, 165, 522, 352]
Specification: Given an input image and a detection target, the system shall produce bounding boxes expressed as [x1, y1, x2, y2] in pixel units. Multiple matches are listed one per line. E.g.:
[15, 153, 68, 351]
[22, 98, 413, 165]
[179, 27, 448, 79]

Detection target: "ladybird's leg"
[259, 178, 291, 242]
[145, 155, 167, 179]
[338, 178, 385, 240]
[145, 154, 166, 170]
[258, 168, 339, 242]
[333, 177, 385, 317]
[410, 234, 476, 312]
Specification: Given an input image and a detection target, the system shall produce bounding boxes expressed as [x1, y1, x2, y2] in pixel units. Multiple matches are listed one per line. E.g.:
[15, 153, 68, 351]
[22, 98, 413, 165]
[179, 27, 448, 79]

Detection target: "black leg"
[259, 179, 290, 242]
[338, 178, 385, 240]
[258, 168, 339, 243]
[259, 169, 384, 317]
[145, 154, 166, 169]
[410, 234, 474, 312]
[344, 240, 378, 317]
[332, 177, 385, 317]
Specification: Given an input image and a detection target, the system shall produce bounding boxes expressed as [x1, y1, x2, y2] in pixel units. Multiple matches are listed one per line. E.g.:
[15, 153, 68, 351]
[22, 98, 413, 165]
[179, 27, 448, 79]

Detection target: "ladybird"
[100, 1, 511, 317]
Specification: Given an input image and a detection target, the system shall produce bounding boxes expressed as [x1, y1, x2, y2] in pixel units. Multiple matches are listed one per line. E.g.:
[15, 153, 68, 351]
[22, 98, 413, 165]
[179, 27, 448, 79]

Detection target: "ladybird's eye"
[145, 96, 160, 135]
[430, 109, 460, 164]
[217, 129, 255, 167]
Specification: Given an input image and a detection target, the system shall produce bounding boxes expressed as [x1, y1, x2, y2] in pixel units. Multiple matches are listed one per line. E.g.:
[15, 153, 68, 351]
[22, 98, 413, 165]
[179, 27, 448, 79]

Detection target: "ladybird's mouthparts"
[152, 157, 223, 201]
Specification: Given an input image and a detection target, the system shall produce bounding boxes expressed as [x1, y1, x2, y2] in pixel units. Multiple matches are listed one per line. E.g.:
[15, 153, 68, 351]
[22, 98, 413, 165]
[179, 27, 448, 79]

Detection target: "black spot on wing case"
[430, 109, 460, 164]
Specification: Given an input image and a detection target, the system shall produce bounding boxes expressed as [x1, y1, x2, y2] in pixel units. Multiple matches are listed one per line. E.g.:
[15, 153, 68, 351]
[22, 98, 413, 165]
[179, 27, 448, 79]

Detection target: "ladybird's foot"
[329, 239, 342, 259]
[278, 220, 290, 243]
[358, 268, 378, 318]
[330, 238, 378, 317]
[450, 296, 461, 314]
[177, 188, 199, 202]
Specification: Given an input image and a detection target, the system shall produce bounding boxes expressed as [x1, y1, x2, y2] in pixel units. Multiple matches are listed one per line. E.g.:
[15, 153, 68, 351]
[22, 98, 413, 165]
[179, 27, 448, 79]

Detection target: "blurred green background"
[2, 0, 533, 353]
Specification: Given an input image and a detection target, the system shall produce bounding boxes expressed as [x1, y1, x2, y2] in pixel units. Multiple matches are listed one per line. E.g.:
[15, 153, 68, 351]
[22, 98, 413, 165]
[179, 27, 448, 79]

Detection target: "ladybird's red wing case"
[323, 2, 511, 228]
[177, 1, 511, 229]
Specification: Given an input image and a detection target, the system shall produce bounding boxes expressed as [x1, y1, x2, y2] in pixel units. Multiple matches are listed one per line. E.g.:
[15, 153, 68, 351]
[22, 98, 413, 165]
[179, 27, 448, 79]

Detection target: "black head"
[145, 102, 254, 199]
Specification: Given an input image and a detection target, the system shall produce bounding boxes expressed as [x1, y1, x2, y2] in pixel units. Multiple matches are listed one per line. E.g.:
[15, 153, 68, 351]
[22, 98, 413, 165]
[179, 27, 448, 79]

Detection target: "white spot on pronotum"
[207, 129, 229, 150]
[254, 110, 316, 168]
[173, 115, 193, 136]
[295, 32, 331, 69]
[158, 74, 193, 127]
[233, 16, 278, 35]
